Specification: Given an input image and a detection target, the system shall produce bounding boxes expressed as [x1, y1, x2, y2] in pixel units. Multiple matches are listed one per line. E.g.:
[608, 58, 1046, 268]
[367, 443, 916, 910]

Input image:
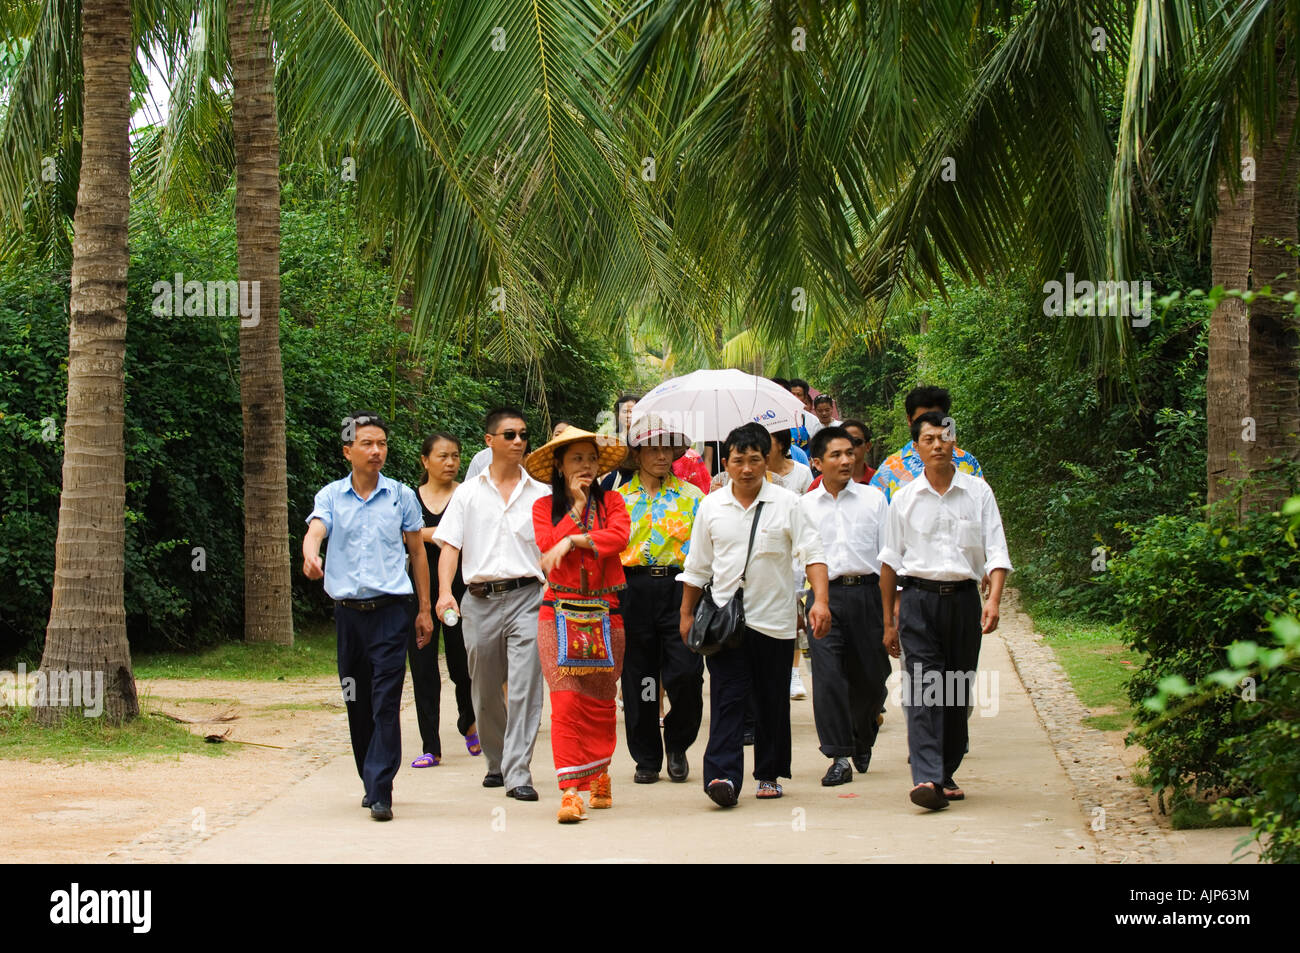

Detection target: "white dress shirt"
[806, 416, 840, 441]
[877, 468, 1013, 582]
[798, 479, 888, 578]
[433, 465, 552, 583]
[681, 480, 826, 639]
[464, 446, 493, 480]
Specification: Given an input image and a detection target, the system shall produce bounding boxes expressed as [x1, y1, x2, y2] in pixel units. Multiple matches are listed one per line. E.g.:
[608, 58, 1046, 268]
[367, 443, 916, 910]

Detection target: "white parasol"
[630, 369, 804, 442]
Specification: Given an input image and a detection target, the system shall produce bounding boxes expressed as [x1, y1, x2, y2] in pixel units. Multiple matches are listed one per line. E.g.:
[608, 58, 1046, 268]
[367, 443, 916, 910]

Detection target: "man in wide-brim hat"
[614, 414, 706, 785]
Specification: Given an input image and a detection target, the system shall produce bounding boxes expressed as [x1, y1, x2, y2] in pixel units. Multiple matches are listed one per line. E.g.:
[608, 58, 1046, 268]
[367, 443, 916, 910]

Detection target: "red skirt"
[539, 606, 624, 790]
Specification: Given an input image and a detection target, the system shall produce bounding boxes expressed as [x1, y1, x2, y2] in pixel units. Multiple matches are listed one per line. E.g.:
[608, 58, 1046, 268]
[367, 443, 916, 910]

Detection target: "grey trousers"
[460, 582, 545, 789]
[898, 586, 982, 786]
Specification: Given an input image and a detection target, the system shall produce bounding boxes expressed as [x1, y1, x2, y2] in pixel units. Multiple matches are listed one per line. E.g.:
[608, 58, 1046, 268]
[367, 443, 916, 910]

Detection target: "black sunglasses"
[491, 429, 529, 442]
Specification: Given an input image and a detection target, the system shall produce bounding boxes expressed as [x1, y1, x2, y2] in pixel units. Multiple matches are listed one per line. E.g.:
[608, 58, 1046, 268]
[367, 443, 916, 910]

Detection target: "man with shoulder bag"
[679, 423, 830, 807]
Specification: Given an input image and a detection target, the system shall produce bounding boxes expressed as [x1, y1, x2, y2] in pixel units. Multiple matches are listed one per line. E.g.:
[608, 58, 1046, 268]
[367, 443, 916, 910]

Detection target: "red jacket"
[532, 491, 631, 607]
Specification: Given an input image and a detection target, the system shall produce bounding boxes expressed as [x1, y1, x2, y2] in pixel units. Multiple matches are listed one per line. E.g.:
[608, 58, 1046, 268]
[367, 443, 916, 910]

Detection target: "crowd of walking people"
[301, 379, 1011, 824]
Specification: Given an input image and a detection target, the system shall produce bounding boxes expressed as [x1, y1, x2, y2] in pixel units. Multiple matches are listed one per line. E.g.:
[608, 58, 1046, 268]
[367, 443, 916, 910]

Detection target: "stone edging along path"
[998, 591, 1175, 864]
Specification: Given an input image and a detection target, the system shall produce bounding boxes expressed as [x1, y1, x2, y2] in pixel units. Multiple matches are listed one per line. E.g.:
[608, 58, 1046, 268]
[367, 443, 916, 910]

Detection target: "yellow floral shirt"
[618, 472, 703, 568]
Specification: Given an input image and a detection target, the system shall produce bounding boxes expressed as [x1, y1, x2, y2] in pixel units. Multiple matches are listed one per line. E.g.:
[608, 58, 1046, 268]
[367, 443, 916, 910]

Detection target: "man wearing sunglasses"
[434, 407, 551, 802]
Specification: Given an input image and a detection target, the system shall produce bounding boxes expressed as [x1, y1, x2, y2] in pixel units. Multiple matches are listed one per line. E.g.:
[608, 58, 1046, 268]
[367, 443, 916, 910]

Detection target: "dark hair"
[418, 432, 461, 485]
[810, 425, 853, 461]
[813, 394, 833, 408]
[770, 427, 792, 456]
[909, 410, 951, 443]
[343, 411, 387, 445]
[722, 422, 771, 460]
[613, 395, 641, 436]
[788, 378, 810, 393]
[770, 377, 790, 390]
[553, 419, 571, 431]
[550, 439, 606, 525]
[840, 418, 871, 443]
[484, 406, 526, 435]
[904, 386, 951, 418]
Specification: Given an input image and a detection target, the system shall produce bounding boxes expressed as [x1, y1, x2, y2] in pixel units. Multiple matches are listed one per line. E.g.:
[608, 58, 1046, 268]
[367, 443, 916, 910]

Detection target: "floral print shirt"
[618, 472, 703, 568]
[868, 441, 984, 502]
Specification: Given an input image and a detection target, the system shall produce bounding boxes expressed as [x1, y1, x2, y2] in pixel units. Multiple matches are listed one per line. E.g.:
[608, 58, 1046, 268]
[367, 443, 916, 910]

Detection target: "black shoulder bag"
[687, 501, 765, 656]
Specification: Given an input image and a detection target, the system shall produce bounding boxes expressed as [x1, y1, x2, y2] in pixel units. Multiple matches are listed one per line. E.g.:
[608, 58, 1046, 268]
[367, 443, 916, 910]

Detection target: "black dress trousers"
[336, 599, 413, 803]
[809, 581, 889, 762]
[620, 571, 704, 771]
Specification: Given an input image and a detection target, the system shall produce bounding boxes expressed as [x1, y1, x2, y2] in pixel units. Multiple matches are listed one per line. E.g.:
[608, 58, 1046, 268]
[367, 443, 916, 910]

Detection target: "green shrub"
[1110, 501, 1300, 802]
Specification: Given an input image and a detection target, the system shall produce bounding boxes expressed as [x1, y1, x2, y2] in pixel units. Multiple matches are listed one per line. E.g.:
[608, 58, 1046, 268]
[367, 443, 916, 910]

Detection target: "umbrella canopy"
[631, 369, 805, 443]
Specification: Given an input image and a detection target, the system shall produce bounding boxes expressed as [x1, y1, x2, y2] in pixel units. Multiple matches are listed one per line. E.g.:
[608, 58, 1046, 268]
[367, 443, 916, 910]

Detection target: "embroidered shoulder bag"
[551, 498, 619, 674]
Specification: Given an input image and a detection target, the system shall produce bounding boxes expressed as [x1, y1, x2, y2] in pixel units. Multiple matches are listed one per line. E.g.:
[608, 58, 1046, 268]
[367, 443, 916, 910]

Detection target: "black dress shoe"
[666, 750, 689, 783]
[852, 754, 871, 774]
[742, 730, 755, 746]
[370, 802, 393, 821]
[821, 761, 853, 786]
[506, 784, 539, 801]
[482, 772, 505, 788]
[361, 795, 372, 808]
[634, 768, 660, 784]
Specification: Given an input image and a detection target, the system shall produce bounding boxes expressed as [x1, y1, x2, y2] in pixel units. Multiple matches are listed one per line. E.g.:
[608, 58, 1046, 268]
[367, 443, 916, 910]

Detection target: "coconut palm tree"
[229, 0, 293, 643]
[1109, 0, 1300, 510]
[34, 0, 139, 724]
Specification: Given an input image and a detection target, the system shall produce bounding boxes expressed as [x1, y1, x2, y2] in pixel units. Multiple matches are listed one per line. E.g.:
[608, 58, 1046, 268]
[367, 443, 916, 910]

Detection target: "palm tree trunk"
[1245, 64, 1300, 513]
[1206, 146, 1254, 510]
[230, 0, 293, 644]
[36, 0, 138, 725]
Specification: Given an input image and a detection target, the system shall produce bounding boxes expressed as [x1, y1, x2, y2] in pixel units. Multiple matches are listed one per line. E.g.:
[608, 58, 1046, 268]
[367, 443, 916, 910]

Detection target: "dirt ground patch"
[2, 676, 348, 863]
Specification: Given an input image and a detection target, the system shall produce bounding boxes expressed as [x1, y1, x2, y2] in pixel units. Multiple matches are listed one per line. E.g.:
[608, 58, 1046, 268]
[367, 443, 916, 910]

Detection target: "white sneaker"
[790, 670, 807, 700]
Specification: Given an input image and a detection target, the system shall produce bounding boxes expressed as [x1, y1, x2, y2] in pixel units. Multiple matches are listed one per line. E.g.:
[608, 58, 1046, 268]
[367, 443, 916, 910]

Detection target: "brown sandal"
[909, 782, 949, 811]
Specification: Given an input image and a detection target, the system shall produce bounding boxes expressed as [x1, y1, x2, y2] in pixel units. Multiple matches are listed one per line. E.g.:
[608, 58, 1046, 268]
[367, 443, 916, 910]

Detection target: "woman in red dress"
[526, 428, 631, 824]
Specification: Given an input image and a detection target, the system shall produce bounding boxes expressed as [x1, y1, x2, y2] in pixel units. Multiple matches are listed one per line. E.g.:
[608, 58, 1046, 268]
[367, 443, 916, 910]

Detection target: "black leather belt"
[467, 577, 540, 598]
[335, 594, 412, 612]
[625, 565, 681, 577]
[830, 573, 879, 586]
[901, 577, 976, 595]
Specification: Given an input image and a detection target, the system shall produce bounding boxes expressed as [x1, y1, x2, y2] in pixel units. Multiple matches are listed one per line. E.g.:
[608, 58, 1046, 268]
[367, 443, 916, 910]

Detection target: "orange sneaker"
[557, 791, 588, 824]
[589, 771, 612, 809]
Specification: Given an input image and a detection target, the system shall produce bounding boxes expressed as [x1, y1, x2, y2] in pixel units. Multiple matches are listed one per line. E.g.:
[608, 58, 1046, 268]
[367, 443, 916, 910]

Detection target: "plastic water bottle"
[442, 608, 460, 626]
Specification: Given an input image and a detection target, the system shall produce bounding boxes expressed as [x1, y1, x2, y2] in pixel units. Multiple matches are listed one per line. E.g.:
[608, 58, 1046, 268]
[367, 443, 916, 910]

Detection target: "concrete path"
[187, 623, 1099, 863]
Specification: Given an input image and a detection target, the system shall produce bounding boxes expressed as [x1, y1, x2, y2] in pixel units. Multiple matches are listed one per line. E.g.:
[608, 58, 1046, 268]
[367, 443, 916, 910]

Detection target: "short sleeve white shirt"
[433, 465, 552, 583]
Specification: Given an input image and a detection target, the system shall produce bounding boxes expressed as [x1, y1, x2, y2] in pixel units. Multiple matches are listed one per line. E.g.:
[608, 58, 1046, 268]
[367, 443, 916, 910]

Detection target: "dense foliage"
[0, 193, 623, 661]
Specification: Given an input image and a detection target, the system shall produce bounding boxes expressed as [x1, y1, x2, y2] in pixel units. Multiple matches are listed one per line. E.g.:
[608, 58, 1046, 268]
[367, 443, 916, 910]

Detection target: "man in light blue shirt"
[303, 411, 432, 821]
